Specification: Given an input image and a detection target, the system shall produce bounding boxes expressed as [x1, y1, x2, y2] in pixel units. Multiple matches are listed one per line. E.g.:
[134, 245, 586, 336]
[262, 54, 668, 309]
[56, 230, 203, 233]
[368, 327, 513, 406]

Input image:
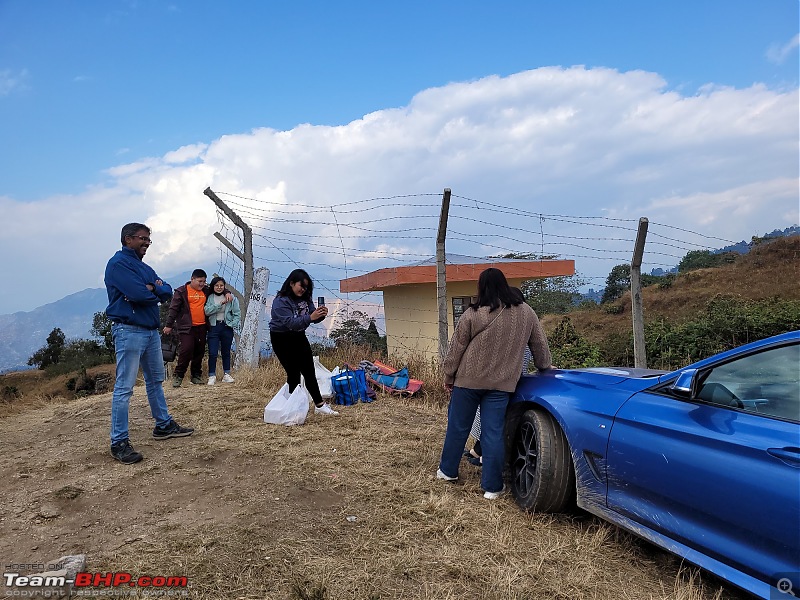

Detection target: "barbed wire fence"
[206, 187, 738, 364]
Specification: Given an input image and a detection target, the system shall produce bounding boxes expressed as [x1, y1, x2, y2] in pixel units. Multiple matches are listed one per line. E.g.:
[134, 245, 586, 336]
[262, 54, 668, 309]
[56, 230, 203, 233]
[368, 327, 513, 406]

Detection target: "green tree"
[330, 311, 371, 346]
[364, 319, 387, 354]
[600, 264, 664, 304]
[495, 251, 587, 315]
[91, 311, 114, 355]
[522, 274, 586, 315]
[601, 264, 630, 304]
[28, 327, 66, 369]
[59, 339, 106, 365]
[329, 311, 386, 353]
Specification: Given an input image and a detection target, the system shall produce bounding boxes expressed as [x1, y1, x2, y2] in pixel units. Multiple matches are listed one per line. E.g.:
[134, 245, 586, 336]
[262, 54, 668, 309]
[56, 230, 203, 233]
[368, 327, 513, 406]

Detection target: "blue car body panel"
[508, 330, 800, 598]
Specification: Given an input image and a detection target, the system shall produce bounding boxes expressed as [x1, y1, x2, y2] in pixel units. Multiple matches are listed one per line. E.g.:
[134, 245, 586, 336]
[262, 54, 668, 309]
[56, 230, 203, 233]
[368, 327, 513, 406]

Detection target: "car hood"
[540, 367, 665, 388]
[564, 366, 666, 382]
[513, 367, 667, 406]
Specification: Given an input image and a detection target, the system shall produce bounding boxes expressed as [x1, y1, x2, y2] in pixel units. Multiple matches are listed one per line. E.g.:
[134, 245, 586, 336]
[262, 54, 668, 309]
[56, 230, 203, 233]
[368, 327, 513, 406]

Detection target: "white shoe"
[207, 375, 216, 385]
[483, 485, 507, 500]
[436, 468, 458, 482]
[314, 403, 339, 416]
[222, 373, 235, 383]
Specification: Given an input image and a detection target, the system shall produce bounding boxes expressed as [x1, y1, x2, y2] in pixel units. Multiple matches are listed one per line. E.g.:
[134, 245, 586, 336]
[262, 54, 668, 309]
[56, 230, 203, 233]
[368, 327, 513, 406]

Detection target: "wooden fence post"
[203, 187, 254, 318]
[437, 188, 452, 363]
[631, 217, 649, 368]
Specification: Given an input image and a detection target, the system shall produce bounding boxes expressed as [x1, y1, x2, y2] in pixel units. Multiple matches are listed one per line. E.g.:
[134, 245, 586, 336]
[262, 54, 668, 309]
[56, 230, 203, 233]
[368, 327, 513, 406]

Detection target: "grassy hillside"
[541, 235, 800, 368]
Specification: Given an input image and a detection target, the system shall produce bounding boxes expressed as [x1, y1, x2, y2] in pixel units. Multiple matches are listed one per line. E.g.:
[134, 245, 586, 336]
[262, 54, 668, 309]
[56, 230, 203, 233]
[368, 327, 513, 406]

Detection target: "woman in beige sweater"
[436, 268, 552, 499]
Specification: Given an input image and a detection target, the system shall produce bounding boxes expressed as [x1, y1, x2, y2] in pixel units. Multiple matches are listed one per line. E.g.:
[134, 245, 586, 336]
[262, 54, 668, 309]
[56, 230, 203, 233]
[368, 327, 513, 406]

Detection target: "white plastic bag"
[314, 356, 334, 399]
[263, 383, 309, 426]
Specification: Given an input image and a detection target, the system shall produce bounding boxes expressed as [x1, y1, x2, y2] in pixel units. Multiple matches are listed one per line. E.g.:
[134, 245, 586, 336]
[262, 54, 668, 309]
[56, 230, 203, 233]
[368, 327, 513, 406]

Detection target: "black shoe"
[190, 376, 203, 385]
[153, 419, 195, 440]
[111, 439, 143, 464]
[467, 455, 482, 467]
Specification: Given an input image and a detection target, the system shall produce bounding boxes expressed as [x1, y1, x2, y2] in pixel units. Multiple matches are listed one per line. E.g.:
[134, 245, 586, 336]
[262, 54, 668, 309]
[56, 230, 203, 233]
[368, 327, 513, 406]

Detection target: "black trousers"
[175, 324, 208, 379]
[269, 330, 323, 406]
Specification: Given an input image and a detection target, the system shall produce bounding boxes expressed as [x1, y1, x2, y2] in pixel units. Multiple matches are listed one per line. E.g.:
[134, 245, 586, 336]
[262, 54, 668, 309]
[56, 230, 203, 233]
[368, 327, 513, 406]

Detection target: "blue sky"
[0, 0, 798, 315]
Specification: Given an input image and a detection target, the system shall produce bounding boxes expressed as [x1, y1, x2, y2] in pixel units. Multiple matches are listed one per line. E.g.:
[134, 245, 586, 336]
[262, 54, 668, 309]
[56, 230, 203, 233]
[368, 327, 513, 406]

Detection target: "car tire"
[511, 408, 575, 512]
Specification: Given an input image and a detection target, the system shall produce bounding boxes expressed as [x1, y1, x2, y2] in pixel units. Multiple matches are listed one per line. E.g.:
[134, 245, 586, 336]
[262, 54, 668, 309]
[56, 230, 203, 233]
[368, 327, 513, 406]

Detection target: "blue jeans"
[110, 324, 172, 444]
[207, 322, 234, 376]
[439, 387, 510, 493]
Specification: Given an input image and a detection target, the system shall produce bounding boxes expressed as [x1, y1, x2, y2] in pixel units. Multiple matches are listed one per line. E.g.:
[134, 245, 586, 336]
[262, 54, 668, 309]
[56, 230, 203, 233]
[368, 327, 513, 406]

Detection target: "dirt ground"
[0, 369, 749, 600]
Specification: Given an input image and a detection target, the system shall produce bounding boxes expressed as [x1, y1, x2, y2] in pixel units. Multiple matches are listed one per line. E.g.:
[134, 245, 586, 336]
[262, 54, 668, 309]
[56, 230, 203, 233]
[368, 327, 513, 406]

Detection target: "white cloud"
[1, 66, 798, 314]
[767, 33, 800, 64]
[645, 178, 799, 231]
[163, 143, 208, 164]
[0, 68, 29, 96]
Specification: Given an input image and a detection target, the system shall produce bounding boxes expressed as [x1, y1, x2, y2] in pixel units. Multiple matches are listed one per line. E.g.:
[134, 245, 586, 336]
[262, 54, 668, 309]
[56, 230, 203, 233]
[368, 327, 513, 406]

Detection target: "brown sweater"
[443, 303, 552, 393]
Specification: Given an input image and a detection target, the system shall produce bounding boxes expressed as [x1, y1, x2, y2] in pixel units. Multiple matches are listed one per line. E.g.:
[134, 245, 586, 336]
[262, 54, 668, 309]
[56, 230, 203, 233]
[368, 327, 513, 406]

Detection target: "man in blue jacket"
[105, 223, 194, 464]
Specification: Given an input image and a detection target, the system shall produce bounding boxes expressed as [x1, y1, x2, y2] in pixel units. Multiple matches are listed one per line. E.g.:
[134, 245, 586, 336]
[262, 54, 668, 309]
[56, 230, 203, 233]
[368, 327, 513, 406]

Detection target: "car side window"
[696, 342, 799, 422]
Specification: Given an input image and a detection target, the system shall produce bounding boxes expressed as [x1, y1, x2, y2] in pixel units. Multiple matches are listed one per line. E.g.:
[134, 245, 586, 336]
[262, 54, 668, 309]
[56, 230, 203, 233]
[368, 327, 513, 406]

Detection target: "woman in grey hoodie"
[268, 269, 338, 416]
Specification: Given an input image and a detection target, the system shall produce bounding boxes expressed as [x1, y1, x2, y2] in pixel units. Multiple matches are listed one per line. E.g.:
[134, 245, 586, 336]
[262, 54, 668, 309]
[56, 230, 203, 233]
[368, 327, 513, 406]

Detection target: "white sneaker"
[314, 403, 339, 416]
[483, 485, 507, 500]
[207, 375, 216, 385]
[436, 468, 458, 481]
[222, 373, 235, 383]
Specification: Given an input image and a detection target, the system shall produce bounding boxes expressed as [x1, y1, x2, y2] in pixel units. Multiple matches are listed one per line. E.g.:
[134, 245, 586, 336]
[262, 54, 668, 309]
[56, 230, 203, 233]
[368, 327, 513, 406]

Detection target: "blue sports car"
[505, 330, 800, 598]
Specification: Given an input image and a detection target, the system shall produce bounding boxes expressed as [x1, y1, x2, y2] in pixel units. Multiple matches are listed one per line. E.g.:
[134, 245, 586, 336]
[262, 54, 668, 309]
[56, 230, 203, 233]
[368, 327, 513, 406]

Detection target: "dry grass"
[0, 363, 745, 600]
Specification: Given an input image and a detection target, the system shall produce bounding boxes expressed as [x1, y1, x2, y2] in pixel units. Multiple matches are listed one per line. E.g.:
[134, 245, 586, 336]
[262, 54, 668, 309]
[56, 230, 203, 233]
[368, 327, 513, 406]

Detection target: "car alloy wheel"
[511, 408, 575, 512]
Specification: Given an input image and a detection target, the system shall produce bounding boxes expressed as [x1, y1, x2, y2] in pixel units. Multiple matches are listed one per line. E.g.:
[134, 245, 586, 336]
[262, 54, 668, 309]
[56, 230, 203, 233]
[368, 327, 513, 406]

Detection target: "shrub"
[548, 317, 602, 368]
[657, 273, 676, 289]
[677, 250, 738, 273]
[46, 339, 109, 376]
[599, 331, 634, 367]
[642, 295, 800, 371]
[2, 385, 20, 401]
[65, 366, 99, 396]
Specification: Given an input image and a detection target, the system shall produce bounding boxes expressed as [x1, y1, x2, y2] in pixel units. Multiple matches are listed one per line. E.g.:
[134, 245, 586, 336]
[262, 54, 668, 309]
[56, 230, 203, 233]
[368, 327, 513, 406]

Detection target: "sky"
[0, 0, 798, 316]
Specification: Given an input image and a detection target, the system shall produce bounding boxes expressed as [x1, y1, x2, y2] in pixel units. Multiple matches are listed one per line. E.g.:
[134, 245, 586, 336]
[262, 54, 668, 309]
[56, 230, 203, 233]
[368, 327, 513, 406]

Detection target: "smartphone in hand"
[318, 296, 325, 307]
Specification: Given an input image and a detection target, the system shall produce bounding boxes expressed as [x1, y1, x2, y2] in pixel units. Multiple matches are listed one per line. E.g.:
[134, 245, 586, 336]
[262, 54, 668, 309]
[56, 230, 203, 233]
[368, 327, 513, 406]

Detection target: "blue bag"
[331, 367, 371, 405]
[371, 367, 409, 390]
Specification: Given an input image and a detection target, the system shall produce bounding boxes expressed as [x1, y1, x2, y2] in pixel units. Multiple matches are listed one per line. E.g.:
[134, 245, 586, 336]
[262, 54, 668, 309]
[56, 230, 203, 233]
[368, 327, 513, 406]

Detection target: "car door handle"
[768, 447, 800, 467]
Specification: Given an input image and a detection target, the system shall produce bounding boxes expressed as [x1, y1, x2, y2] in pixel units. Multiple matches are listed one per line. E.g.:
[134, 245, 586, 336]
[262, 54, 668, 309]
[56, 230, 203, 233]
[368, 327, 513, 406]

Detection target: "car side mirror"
[671, 368, 697, 397]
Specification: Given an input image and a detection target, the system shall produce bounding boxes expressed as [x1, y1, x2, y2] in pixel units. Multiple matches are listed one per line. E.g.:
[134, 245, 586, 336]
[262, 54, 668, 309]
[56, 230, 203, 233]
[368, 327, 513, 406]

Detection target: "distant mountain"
[647, 226, 800, 277]
[0, 287, 109, 373]
[712, 225, 800, 255]
[0, 272, 384, 374]
[0, 270, 200, 373]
